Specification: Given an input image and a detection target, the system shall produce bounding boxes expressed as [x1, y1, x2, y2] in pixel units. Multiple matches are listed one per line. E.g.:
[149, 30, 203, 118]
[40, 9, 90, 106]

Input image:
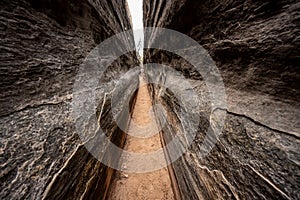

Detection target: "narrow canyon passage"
[108, 76, 175, 200]
[1, 0, 299, 199]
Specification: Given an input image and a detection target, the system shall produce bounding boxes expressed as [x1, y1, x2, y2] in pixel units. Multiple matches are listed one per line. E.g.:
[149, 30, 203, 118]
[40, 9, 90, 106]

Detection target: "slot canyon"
[0, 0, 299, 199]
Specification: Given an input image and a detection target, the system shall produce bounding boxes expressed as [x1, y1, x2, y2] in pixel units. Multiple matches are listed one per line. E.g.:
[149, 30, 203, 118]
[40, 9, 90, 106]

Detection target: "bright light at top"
[126, 0, 144, 59]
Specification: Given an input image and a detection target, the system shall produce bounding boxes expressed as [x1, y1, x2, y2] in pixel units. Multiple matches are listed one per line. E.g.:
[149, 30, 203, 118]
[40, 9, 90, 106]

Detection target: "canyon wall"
[0, 0, 138, 199]
[1, 0, 299, 199]
[144, 0, 299, 199]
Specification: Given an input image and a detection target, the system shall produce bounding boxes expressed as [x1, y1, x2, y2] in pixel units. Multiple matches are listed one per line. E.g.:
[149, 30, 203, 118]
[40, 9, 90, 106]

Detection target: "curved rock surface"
[143, 0, 299, 199]
[1, 0, 299, 199]
[0, 0, 138, 199]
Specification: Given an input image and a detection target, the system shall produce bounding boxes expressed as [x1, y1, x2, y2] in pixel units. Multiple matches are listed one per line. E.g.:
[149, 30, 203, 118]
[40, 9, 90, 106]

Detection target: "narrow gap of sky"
[126, 0, 144, 59]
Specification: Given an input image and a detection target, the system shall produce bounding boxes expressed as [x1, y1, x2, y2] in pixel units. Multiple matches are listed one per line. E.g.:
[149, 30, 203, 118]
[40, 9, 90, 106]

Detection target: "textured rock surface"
[1, 0, 299, 199]
[144, 0, 299, 199]
[0, 0, 138, 199]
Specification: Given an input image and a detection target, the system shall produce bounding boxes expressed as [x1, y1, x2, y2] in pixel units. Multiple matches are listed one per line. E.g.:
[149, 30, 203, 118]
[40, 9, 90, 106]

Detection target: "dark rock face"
[0, 0, 137, 199]
[1, 0, 299, 199]
[144, 0, 299, 199]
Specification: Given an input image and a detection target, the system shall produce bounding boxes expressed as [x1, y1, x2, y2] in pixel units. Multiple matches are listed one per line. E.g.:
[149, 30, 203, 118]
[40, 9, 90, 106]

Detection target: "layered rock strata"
[0, 0, 138, 199]
[143, 0, 300, 199]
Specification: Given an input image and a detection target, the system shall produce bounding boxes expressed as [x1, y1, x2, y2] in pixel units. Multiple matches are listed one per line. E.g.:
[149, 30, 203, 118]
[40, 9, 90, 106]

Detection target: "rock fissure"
[1, 0, 299, 199]
[224, 109, 300, 140]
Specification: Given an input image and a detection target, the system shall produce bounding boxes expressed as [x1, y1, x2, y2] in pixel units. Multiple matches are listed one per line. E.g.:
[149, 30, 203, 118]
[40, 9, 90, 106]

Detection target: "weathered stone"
[0, 0, 138, 199]
[143, 0, 299, 199]
[1, 0, 299, 199]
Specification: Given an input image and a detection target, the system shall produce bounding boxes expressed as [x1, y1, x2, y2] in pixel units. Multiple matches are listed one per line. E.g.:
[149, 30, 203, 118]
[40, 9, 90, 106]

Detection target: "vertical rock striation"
[0, 0, 138, 199]
[144, 0, 300, 199]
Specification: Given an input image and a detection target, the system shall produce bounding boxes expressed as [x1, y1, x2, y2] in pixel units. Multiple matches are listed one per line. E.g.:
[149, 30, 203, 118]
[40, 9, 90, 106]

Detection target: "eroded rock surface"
[144, 0, 299, 199]
[0, 0, 138, 199]
[1, 0, 299, 199]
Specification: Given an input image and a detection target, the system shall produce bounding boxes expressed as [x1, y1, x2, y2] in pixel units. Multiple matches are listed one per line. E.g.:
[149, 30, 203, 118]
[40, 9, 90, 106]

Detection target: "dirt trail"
[108, 76, 175, 200]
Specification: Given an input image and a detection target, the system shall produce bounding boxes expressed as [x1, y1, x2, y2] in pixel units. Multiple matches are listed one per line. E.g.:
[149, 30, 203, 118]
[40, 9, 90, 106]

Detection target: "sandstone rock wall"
[0, 0, 137, 199]
[143, 0, 300, 199]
